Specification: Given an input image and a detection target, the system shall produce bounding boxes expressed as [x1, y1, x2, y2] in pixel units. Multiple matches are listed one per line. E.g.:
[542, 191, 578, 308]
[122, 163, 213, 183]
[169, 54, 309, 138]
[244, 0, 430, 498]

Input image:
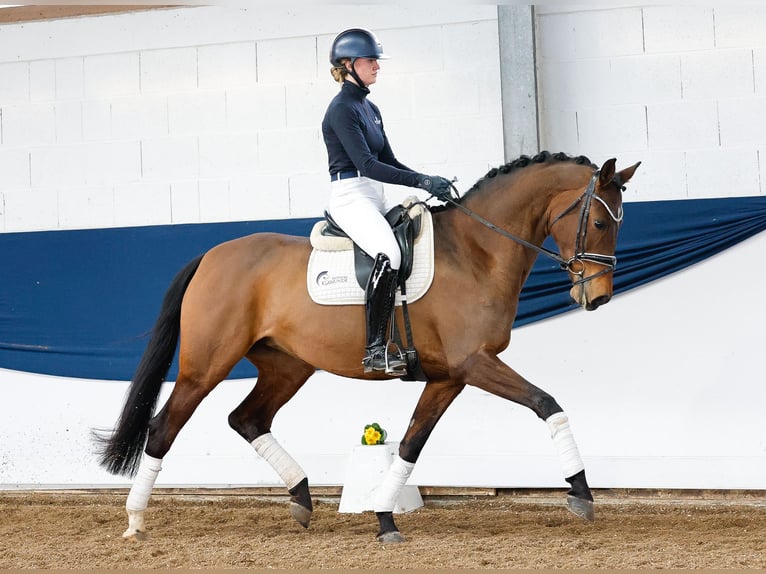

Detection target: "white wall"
[537, 5, 766, 201]
[0, 5, 502, 232]
[1, 5, 765, 490]
[4, 4, 765, 222]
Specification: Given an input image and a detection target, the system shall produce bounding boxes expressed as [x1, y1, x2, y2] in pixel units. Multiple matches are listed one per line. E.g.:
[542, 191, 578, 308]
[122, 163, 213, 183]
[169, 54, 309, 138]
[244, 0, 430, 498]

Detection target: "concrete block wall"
[536, 5, 766, 202]
[0, 5, 502, 232]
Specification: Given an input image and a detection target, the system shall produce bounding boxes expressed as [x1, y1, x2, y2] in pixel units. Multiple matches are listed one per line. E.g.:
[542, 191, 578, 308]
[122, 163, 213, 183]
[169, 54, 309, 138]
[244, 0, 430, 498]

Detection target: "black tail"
[94, 254, 204, 477]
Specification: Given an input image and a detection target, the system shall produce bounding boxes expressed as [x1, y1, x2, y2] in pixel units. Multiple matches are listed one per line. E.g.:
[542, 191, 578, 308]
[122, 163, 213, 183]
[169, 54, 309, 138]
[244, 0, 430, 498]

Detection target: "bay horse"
[96, 151, 640, 543]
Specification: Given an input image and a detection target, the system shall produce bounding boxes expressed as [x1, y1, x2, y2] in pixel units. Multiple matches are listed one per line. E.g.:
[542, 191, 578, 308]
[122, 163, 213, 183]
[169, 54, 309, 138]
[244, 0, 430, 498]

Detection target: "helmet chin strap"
[347, 58, 369, 91]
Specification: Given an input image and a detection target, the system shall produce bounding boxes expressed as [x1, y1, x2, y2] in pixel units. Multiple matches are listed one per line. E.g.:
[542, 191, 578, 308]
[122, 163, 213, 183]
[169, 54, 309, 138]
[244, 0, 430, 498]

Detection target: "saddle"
[319, 204, 423, 289]
[309, 198, 428, 382]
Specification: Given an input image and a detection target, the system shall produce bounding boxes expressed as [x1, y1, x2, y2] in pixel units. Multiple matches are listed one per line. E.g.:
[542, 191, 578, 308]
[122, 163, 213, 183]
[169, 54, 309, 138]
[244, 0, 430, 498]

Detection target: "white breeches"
[328, 177, 402, 270]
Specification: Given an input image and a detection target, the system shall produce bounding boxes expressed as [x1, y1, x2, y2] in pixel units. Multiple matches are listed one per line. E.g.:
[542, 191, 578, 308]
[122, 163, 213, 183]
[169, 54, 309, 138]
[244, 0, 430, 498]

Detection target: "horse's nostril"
[587, 295, 611, 311]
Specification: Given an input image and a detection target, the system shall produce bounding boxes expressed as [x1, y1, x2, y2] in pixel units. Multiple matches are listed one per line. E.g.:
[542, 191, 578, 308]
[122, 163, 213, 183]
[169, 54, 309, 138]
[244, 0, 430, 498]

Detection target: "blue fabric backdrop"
[2, 196, 765, 381]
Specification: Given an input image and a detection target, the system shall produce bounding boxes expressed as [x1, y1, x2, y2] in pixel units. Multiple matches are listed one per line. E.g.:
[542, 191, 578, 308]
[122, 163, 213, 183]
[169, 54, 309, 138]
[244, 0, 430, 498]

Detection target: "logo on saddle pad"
[307, 201, 435, 306]
[315, 271, 350, 287]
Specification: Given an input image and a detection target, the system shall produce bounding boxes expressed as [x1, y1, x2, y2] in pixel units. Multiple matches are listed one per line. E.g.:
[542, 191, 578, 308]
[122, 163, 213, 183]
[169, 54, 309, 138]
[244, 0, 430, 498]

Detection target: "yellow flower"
[364, 427, 382, 445]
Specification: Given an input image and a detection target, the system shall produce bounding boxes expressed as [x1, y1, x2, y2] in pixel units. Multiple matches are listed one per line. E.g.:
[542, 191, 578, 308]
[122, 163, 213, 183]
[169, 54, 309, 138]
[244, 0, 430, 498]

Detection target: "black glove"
[417, 174, 453, 202]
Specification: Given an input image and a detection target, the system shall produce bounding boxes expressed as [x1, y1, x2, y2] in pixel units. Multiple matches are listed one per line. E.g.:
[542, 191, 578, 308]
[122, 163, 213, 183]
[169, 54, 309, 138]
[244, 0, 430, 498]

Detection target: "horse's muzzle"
[569, 283, 612, 311]
[584, 294, 611, 311]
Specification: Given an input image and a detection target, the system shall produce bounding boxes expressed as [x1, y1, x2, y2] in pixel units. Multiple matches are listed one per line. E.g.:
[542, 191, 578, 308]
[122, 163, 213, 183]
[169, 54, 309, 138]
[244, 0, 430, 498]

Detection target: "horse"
[96, 151, 640, 543]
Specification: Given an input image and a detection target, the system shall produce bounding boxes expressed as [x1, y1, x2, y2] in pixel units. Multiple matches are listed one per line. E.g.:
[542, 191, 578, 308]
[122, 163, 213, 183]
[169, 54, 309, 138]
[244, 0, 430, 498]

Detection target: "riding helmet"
[329, 28, 389, 66]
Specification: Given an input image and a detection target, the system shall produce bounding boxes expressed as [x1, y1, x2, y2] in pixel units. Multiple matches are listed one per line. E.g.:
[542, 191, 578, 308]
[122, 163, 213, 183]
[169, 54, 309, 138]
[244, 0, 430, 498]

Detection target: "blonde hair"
[331, 59, 350, 83]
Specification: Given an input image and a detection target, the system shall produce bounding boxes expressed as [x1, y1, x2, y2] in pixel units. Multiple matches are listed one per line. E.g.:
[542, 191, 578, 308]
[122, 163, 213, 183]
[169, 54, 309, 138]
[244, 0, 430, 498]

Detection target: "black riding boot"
[362, 253, 407, 375]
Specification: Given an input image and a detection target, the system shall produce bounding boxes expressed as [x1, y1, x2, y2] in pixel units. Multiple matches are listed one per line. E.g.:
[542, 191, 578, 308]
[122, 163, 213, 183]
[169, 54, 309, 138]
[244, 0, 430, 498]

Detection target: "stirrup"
[384, 340, 408, 375]
[362, 341, 407, 375]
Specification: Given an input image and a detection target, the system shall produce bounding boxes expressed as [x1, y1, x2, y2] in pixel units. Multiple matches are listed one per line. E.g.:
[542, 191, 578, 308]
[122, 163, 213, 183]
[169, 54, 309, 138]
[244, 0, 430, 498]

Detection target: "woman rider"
[322, 28, 452, 375]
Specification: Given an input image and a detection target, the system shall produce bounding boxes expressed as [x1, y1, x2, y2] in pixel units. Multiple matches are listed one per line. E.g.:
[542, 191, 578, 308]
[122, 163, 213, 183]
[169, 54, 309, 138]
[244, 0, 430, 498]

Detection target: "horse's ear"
[598, 158, 617, 187]
[616, 161, 641, 188]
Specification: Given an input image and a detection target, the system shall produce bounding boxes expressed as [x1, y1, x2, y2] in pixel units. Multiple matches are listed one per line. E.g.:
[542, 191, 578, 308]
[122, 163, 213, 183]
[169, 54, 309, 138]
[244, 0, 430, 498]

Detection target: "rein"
[441, 170, 620, 286]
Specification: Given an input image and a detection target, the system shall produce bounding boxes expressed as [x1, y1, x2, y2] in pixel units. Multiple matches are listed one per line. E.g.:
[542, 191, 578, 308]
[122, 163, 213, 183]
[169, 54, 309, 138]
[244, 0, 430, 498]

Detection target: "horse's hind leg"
[123, 322, 255, 539]
[122, 373, 216, 539]
[228, 345, 316, 528]
[374, 381, 465, 543]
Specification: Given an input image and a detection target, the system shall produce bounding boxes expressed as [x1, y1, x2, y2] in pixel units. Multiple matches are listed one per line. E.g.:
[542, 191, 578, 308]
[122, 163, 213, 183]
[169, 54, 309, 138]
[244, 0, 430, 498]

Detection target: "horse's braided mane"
[433, 151, 597, 211]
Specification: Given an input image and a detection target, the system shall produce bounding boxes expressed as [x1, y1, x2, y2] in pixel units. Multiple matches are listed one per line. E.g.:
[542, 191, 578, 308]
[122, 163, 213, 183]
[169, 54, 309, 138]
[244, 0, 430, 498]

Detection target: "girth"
[321, 204, 423, 289]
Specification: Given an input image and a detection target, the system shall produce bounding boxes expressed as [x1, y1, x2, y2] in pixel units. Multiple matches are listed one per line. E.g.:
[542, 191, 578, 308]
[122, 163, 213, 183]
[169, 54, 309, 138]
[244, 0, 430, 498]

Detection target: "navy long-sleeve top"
[322, 80, 420, 187]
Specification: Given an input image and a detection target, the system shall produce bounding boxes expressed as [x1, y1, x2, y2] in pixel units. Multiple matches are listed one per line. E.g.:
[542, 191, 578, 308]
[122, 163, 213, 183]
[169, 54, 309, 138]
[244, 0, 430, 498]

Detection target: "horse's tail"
[94, 254, 204, 477]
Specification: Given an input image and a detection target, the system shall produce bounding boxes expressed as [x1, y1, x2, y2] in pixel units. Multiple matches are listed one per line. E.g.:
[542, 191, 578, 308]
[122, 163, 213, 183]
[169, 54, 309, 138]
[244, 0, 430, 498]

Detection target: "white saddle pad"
[307, 202, 435, 306]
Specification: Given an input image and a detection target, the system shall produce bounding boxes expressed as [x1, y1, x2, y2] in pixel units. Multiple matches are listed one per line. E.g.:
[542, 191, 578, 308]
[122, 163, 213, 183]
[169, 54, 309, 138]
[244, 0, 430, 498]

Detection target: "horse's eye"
[593, 219, 606, 231]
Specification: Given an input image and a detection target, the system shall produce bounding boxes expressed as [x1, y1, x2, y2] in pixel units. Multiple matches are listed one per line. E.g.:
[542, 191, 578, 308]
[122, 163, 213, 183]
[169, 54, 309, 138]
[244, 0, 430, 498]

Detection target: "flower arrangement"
[361, 422, 387, 445]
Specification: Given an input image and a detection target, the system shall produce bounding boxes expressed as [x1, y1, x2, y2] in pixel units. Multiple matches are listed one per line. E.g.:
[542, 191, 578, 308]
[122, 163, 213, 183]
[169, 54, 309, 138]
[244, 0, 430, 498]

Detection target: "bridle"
[548, 169, 624, 285]
[441, 169, 624, 286]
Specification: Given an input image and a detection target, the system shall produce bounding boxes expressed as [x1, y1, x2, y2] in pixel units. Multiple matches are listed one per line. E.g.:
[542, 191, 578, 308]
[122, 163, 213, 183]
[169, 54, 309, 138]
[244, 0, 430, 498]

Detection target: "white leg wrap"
[124, 509, 147, 538]
[125, 454, 163, 512]
[251, 433, 306, 490]
[546, 412, 585, 478]
[373, 455, 415, 513]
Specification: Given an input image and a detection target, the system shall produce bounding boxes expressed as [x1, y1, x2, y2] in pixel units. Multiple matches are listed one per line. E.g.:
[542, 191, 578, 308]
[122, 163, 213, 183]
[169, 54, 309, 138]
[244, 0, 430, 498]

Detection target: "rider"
[322, 28, 452, 374]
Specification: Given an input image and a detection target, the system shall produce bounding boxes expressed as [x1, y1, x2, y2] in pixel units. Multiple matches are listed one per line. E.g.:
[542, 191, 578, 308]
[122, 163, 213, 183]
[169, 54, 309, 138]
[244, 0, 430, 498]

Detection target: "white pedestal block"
[338, 442, 423, 514]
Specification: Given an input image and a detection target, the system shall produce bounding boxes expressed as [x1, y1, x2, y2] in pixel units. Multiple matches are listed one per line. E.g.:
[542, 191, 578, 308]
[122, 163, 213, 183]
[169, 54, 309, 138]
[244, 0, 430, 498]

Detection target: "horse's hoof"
[290, 501, 312, 528]
[377, 530, 406, 544]
[122, 529, 148, 541]
[567, 495, 595, 521]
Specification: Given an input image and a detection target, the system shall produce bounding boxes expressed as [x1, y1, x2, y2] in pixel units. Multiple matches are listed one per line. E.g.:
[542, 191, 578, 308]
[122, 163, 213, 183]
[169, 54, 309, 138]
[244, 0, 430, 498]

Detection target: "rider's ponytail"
[331, 59, 350, 83]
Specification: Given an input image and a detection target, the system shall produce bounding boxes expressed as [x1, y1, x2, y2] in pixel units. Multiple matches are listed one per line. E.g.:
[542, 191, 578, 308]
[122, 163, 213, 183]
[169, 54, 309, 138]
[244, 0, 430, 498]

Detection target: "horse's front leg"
[460, 350, 594, 521]
[374, 381, 465, 543]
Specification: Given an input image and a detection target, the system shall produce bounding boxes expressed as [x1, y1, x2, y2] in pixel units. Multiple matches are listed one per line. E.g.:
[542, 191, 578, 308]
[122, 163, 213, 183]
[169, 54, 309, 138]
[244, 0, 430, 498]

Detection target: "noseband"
[442, 169, 622, 287]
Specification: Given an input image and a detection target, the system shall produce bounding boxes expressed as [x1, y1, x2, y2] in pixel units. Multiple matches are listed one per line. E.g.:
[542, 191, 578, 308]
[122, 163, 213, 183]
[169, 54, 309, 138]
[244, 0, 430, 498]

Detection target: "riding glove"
[416, 174, 453, 202]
